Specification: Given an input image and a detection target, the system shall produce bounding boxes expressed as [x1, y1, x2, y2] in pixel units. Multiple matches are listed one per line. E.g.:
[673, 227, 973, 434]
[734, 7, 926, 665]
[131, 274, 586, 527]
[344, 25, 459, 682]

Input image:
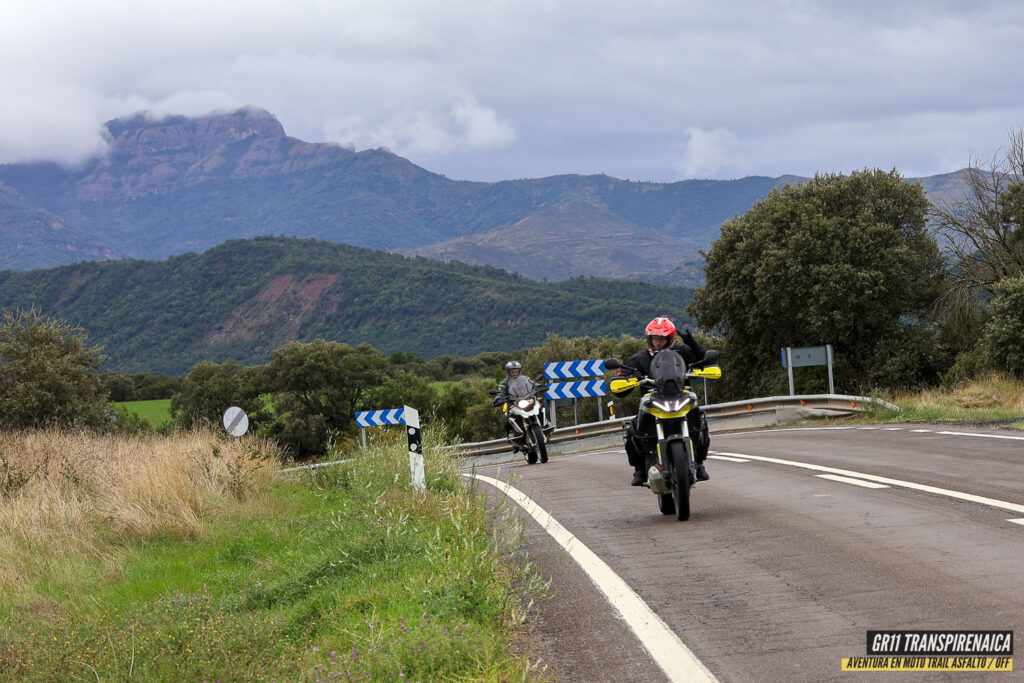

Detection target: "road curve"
[467, 423, 1024, 682]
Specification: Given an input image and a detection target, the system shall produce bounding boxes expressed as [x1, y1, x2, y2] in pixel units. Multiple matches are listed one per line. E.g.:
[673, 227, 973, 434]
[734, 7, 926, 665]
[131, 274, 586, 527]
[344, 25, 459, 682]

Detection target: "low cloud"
[324, 97, 515, 157]
[678, 127, 742, 179]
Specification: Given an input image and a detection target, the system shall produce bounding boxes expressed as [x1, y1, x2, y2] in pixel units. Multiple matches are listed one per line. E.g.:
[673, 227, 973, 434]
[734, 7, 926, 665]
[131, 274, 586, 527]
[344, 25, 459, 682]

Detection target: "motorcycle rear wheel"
[529, 423, 548, 463]
[668, 440, 691, 521]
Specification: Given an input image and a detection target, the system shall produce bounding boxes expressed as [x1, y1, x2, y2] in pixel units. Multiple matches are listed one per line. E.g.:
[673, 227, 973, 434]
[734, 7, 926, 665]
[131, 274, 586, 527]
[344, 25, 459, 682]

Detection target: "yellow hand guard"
[609, 377, 639, 395]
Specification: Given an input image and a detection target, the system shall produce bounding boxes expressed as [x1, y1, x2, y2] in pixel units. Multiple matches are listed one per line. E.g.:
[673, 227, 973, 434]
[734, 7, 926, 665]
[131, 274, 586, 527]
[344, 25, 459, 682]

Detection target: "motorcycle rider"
[614, 317, 712, 486]
[493, 361, 546, 439]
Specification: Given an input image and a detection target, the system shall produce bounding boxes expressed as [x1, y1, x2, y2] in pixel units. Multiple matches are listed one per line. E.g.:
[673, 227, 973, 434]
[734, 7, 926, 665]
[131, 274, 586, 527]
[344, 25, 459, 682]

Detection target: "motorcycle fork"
[654, 419, 691, 479]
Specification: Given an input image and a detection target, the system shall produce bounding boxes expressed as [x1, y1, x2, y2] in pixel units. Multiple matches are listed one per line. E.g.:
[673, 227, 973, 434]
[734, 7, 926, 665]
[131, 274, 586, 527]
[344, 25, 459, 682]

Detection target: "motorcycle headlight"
[516, 399, 534, 410]
[651, 396, 695, 413]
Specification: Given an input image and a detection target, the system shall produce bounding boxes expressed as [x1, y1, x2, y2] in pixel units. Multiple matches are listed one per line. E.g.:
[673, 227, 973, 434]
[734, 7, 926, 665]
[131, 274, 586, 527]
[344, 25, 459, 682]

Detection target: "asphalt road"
[467, 423, 1024, 682]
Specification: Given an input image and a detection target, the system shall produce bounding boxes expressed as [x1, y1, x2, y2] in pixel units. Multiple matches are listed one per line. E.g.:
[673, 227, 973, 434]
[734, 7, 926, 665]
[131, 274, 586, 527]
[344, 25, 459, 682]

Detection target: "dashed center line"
[815, 474, 890, 489]
[709, 449, 1024, 518]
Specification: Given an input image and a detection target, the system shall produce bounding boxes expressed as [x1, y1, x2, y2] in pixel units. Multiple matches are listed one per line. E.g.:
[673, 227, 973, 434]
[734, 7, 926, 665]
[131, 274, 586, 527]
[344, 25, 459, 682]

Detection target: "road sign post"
[545, 360, 607, 425]
[355, 406, 425, 492]
[781, 344, 835, 395]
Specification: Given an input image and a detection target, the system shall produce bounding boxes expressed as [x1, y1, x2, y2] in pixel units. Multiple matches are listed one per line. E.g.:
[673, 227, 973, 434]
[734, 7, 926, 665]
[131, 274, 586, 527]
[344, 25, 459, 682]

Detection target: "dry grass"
[0, 429, 282, 592]
[884, 372, 1024, 424]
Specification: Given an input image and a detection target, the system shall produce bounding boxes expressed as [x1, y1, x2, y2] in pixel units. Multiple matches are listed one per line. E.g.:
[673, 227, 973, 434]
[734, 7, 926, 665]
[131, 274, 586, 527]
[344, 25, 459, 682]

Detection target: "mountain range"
[0, 107, 969, 285]
[0, 237, 696, 375]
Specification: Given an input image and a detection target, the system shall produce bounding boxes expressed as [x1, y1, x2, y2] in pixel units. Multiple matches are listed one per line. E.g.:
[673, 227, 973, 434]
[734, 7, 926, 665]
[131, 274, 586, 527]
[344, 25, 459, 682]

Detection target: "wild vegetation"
[865, 372, 1024, 427]
[0, 428, 546, 681]
[691, 147, 1024, 400]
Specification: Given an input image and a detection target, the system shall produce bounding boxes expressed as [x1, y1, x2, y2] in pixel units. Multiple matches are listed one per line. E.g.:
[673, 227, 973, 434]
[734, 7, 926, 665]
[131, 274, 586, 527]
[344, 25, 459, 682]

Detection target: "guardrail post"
[786, 347, 795, 396]
[405, 405, 425, 493]
[827, 344, 835, 394]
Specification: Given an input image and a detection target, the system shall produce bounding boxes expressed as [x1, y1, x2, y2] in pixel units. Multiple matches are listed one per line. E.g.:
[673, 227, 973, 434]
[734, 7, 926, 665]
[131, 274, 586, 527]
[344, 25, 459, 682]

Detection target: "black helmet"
[505, 361, 522, 375]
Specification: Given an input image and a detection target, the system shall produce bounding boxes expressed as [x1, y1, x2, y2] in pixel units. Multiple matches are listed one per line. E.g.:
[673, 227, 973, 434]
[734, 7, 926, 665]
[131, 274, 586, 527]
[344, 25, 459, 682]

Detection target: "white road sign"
[222, 406, 249, 437]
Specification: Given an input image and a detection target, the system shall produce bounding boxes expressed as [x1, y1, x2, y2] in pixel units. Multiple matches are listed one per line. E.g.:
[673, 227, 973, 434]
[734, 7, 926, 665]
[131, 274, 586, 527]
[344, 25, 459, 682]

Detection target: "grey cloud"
[0, 0, 1022, 181]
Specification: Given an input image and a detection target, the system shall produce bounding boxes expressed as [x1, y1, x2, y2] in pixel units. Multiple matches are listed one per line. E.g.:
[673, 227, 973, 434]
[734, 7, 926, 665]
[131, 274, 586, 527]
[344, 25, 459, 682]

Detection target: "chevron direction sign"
[545, 359, 605, 380]
[355, 408, 405, 428]
[545, 380, 606, 400]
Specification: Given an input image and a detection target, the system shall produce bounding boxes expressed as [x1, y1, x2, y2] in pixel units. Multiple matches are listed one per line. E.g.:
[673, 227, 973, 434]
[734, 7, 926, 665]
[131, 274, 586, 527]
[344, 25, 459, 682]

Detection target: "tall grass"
[0, 430, 278, 550]
[867, 372, 1024, 426]
[0, 426, 546, 681]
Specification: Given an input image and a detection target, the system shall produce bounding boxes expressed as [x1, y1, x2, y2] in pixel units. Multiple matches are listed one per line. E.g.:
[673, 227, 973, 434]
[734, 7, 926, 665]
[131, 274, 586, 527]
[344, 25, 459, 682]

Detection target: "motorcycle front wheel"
[668, 440, 691, 521]
[528, 423, 548, 463]
[658, 493, 676, 515]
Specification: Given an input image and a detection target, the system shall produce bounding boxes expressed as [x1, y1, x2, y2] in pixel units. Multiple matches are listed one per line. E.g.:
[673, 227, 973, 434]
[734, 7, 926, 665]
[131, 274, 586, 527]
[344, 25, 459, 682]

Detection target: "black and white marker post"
[404, 405, 425, 493]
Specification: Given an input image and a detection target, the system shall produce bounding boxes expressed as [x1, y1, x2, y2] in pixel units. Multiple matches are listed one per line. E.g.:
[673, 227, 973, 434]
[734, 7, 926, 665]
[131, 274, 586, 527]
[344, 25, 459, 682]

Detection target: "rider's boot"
[630, 467, 647, 486]
[695, 462, 710, 481]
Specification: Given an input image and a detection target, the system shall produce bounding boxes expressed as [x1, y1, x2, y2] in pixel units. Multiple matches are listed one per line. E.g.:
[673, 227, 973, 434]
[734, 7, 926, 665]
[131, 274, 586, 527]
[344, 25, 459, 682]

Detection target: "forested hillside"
[0, 237, 694, 374]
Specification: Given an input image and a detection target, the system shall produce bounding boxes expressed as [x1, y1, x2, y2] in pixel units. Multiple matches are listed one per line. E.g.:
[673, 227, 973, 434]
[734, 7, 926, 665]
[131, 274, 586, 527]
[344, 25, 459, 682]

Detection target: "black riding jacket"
[618, 334, 707, 380]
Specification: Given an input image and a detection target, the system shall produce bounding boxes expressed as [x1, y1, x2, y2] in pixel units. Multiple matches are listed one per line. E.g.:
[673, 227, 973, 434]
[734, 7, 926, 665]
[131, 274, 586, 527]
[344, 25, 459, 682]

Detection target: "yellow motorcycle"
[607, 350, 721, 520]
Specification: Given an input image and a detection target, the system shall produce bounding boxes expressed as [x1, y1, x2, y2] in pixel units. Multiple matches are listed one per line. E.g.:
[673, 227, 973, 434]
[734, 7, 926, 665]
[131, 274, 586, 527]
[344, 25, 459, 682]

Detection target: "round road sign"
[222, 406, 249, 437]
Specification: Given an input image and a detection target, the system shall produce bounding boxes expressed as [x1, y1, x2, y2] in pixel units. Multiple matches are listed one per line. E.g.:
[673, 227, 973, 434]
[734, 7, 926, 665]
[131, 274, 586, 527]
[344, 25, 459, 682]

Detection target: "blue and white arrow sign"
[355, 408, 405, 428]
[545, 380, 606, 400]
[545, 359, 605, 380]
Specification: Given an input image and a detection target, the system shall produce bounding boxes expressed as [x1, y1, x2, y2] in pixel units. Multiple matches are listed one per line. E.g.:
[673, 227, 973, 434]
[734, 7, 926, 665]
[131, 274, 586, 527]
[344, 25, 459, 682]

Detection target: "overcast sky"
[2, 0, 1022, 182]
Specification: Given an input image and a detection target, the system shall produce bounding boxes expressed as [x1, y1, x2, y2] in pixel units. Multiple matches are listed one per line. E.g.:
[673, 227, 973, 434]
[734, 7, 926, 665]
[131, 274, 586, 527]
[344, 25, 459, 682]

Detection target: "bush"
[170, 361, 267, 430]
[0, 309, 109, 430]
[983, 275, 1024, 376]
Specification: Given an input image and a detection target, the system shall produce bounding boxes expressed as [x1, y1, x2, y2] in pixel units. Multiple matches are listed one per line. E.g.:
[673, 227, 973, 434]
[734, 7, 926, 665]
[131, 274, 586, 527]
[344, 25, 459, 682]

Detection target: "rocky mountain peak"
[106, 107, 285, 157]
[75, 108, 304, 201]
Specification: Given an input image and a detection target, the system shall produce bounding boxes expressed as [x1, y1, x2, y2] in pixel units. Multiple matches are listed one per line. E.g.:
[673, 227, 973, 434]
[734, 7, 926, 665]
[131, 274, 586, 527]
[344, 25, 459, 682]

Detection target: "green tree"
[266, 340, 389, 457]
[362, 370, 437, 419]
[0, 309, 109, 430]
[170, 361, 267, 430]
[982, 275, 1024, 375]
[691, 169, 945, 396]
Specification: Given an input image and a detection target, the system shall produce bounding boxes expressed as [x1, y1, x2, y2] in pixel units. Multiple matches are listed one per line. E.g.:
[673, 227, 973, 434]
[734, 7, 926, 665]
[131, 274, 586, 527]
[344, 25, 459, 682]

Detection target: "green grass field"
[1, 431, 543, 681]
[115, 399, 173, 426]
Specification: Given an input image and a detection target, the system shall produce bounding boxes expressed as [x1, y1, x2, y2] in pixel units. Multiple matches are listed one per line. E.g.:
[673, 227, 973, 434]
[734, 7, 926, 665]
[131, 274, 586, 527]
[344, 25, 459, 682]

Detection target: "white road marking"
[710, 450, 1024, 515]
[468, 473, 717, 683]
[717, 426, 1024, 441]
[1008, 519, 1024, 526]
[815, 474, 890, 489]
[936, 430, 1024, 441]
[709, 455, 749, 462]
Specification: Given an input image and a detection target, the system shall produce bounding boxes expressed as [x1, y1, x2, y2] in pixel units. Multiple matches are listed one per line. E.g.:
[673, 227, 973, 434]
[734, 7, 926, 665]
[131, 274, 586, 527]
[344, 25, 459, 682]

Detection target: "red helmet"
[645, 317, 676, 350]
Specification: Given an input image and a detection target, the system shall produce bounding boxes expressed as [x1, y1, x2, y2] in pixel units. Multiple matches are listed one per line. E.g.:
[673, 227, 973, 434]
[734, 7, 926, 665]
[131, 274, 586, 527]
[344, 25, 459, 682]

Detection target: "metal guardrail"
[449, 393, 898, 458]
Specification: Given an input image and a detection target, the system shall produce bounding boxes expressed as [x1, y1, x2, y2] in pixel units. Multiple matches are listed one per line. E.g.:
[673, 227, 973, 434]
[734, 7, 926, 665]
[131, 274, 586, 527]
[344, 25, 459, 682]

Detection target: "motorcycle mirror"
[604, 358, 622, 370]
[488, 389, 499, 395]
[701, 350, 719, 365]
